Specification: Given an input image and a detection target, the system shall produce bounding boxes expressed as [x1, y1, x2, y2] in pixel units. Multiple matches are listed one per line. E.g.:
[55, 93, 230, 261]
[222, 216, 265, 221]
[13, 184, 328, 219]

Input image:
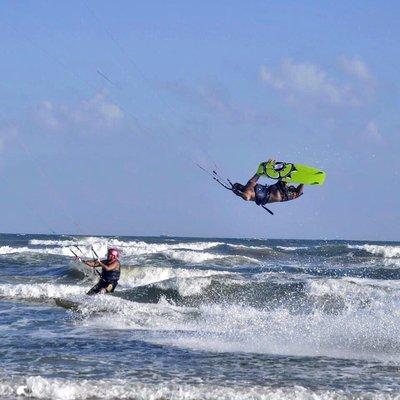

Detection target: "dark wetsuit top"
[100, 259, 121, 282]
[87, 259, 121, 295]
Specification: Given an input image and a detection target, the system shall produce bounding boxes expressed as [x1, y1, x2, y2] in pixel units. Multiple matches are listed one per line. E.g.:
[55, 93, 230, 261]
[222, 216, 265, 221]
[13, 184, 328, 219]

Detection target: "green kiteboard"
[256, 161, 326, 185]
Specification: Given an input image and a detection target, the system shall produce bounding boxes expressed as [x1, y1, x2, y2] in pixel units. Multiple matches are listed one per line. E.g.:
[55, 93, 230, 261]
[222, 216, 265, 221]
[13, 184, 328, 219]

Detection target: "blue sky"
[0, 1, 399, 240]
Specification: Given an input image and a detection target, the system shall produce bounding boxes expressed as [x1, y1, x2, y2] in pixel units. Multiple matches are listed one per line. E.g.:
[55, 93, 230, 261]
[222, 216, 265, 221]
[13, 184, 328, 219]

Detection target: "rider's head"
[107, 248, 119, 261]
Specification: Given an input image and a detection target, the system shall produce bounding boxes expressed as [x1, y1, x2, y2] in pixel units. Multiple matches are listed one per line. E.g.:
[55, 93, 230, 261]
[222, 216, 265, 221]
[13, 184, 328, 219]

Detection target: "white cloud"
[260, 66, 284, 90]
[34, 93, 124, 132]
[0, 124, 19, 153]
[340, 56, 371, 81]
[35, 101, 61, 130]
[71, 92, 123, 127]
[366, 120, 383, 143]
[260, 59, 361, 107]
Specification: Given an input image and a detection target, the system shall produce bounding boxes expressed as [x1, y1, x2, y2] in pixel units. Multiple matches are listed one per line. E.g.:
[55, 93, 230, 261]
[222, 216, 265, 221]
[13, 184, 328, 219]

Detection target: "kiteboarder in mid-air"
[198, 157, 325, 215]
[231, 159, 304, 206]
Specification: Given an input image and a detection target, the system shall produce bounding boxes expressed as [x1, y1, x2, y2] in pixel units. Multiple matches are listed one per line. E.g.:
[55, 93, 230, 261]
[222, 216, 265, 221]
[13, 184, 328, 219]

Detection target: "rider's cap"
[107, 248, 119, 258]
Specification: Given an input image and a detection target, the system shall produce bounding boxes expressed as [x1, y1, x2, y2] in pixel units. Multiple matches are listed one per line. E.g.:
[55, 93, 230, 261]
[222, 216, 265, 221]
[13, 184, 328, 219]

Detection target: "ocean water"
[1, 234, 400, 399]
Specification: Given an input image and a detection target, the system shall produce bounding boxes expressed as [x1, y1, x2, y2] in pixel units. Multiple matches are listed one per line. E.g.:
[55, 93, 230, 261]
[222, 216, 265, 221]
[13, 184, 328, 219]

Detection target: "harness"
[254, 184, 271, 206]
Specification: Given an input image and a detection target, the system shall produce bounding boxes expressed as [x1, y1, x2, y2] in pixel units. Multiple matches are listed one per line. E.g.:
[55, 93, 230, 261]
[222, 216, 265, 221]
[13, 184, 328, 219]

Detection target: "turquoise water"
[1, 234, 400, 399]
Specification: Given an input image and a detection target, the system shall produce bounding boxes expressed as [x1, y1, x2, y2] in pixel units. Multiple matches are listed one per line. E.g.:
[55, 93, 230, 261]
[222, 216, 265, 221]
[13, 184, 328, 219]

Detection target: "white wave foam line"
[276, 246, 310, 251]
[0, 245, 32, 255]
[348, 244, 400, 258]
[30, 236, 110, 246]
[156, 276, 213, 297]
[0, 245, 80, 257]
[0, 283, 84, 299]
[1, 242, 259, 266]
[382, 258, 400, 268]
[121, 266, 231, 295]
[30, 239, 78, 246]
[144, 249, 259, 265]
[31, 237, 223, 252]
[162, 249, 225, 263]
[29, 238, 230, 264]
[227, 244, 272, 251]
[252, 270, 312, 284]
[307, 277, 400, 312]
[309, 277, 400, 294]
[111, 241, 224, 260]
[0, 376, 372, 400]
[29, 238, 109, 259]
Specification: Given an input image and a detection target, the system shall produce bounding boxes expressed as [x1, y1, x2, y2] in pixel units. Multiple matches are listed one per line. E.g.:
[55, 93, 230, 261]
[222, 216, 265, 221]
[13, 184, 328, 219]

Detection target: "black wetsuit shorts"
[87, 279, 118, 295]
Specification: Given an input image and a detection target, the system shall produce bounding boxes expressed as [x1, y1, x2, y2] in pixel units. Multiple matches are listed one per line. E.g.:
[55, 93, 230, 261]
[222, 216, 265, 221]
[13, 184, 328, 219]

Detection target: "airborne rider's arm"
[232, 173, 261, 201]
[245, 173, 261, 187]
[237, 158, 275, 200]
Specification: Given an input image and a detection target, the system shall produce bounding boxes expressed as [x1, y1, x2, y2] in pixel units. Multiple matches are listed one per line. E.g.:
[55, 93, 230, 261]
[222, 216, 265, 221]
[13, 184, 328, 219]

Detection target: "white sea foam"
[107, 241, 259, 265]
[27, 238, 236, 264]
[1, 375, 381, 400]
[308, 277, 400, 295]
[162, 249, 225, 263]
[153, 299, 400, 363]
[75, 276, 400, 363]
[76, 295, 199, 332]
[30, 239, 79, 246]
[348, 244, 400, 258]
[306, 277, 400, 314]
[20, 237, 263, 266]
[0, 245, 77, 257]
[276, 246, 310, 251]
[5, 276, 400, 364]
[121, 265, 231, 296]
[156, 276, 213, 297]
[102, 241, 261, 264]
[227, 244, 272, 251]
[0, 283, 85, 299]
[159, 250, 259, 265]
[30, 237, 223, 252]
[0, 246, 32, 255]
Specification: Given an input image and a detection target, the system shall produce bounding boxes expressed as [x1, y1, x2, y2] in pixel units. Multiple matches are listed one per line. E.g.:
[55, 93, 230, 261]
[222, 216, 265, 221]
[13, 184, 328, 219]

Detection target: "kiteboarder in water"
[84, 248, 121, 295]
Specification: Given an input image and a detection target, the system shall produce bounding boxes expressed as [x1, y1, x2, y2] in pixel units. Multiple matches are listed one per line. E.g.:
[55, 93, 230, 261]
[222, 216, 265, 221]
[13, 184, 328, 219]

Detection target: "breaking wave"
[1, 375, 387, 400]
[348, 244, 400, 258]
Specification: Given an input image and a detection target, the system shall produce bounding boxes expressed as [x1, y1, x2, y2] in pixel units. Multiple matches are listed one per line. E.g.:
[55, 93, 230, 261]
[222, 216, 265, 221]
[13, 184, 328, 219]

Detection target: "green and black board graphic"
[257, 161, 326, 185]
